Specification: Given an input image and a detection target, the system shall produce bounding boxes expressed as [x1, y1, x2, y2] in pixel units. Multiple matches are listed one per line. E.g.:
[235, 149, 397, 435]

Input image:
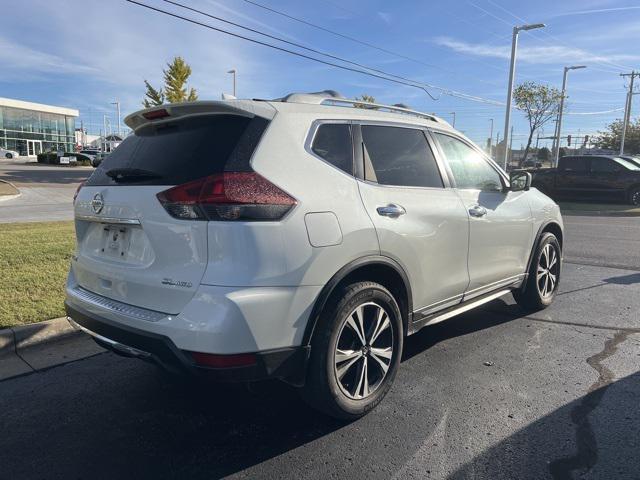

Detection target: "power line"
[128, 0, 505, 106]
[163, 0, 443, 98]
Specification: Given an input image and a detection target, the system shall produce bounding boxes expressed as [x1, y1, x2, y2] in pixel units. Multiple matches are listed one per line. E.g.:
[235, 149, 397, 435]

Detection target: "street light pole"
[449, 112, 456, 128]
[502, 23, 546, 171]
[227, 69, 237, 97]
[553, 65, 586, 165]
[111, 101, 121, 137]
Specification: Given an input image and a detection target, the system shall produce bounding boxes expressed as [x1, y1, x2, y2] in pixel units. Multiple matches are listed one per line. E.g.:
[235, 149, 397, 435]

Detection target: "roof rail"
[274, 90, 440, 123]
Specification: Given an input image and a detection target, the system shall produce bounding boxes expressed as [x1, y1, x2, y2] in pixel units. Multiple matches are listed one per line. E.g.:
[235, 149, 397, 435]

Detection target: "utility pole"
[620, 71, 637, 155]
[553, 65, 586, 166]
[488, 118, 494, 156]
[449, 112, 456, 128]
[502, 22, 546, 170]
[111, 100, 121, 137]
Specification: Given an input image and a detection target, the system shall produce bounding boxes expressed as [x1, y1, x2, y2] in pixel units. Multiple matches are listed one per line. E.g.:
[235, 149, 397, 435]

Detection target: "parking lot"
[0, 212, 638, 479]
[0, 162, 90, 223]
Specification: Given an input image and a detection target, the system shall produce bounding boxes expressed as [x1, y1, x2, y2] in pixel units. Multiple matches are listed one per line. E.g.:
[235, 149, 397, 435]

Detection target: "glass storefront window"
[0, 106, 76, 153]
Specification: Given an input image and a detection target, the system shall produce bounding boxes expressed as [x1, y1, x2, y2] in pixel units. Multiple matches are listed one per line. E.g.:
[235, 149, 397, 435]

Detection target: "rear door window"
[361, 125, 443, 188]
[311, 123, 353, 175]
[559, 157, 588, 172]
[590, 157, 617, 173]
[85, 115, 268, 186]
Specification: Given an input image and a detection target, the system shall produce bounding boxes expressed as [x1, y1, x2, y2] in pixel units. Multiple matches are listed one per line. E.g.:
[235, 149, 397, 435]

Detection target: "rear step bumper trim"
[75, 214, 141, 225]
[67, 286, 167, 322]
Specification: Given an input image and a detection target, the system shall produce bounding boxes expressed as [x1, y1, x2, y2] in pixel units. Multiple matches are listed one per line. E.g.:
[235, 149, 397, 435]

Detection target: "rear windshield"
[85, 114, 269, 186]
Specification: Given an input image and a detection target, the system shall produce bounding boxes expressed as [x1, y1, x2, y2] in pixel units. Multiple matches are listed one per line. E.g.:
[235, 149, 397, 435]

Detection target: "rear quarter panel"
[200, 111, 380, 287]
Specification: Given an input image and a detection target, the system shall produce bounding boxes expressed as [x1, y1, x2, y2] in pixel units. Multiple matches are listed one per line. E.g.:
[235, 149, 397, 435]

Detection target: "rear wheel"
[302, 281, 403, 420]
[628, 187, 640, 206]
[513, 232, 561, 311]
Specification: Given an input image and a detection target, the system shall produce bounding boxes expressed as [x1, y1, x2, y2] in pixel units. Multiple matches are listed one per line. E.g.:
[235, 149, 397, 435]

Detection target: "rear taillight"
[157, 172, 296, 221]
[73, 181, 85, 205]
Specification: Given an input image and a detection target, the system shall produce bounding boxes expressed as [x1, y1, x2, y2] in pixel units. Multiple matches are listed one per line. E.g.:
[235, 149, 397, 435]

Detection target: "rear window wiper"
[106, 168, 163, 182]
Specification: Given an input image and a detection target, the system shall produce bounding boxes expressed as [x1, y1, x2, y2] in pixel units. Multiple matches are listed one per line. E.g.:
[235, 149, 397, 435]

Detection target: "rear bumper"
[65, 300, 310, 384]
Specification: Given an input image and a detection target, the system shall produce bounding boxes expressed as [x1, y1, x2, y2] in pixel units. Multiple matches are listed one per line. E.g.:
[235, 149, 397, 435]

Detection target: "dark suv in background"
[532, 155, 640, 205]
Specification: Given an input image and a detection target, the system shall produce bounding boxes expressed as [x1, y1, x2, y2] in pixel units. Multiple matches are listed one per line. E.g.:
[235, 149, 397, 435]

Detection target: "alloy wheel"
[537, 243, 559, 298]
[333, 302, 394, 400]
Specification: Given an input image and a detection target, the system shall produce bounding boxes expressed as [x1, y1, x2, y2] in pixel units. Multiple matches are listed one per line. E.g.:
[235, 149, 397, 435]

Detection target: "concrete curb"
[0, 178, 20, 201]
[0, 317, 104, 382]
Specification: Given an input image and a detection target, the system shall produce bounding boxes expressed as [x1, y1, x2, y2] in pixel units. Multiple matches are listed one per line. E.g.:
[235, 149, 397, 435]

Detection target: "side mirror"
[509, 170, 532, 192]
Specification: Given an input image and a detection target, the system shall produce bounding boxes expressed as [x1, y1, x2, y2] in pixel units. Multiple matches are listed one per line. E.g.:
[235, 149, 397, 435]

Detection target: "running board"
[408, 288, 512, 335]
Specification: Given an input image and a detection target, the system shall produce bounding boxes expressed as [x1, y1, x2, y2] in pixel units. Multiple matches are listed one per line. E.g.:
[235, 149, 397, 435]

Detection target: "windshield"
[613, 157, 640, 171]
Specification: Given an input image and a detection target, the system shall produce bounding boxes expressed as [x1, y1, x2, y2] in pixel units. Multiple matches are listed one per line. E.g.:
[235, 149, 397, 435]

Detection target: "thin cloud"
[0, 36, 97, 77]
[434, 36, 640, 65]
[551, 5, 640, 18]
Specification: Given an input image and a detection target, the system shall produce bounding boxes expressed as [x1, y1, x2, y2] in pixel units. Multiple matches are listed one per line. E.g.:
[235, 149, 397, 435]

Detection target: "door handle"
[377, 204, 406, 218]
[468, 205, 487, 218]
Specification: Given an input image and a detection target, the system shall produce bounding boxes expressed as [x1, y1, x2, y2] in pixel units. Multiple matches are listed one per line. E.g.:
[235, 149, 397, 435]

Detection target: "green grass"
[0, 221, 75, 328]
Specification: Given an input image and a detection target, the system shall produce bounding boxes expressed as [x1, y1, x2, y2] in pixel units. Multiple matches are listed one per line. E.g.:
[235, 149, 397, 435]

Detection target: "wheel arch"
[523, 220, 564, 284]
[302, 256, 413, 347]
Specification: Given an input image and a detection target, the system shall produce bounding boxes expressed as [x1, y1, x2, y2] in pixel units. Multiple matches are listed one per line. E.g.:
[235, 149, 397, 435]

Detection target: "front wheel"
[628, 187, 640, 206]
[5, 153, 12, 159]
[302, 281, 403, 420]
[513, 232, 561, 311]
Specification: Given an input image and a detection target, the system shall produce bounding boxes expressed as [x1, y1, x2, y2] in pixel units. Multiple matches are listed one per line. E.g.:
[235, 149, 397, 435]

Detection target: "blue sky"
[3, 0, 639, 148]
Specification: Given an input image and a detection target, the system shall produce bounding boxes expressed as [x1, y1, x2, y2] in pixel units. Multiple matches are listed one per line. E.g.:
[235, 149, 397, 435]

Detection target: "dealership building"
[0, 97, 78, 156]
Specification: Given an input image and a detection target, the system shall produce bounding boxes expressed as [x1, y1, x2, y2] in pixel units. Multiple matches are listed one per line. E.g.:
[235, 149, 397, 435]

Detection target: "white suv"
[66, 92, 563, 419]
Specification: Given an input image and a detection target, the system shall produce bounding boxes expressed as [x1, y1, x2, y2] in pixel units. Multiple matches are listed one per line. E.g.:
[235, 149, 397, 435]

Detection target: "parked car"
[78, 149, 100, 161]
[0, 147, 20, 159]
[66, 93, 564, 419]
[532, 155, 640, 205]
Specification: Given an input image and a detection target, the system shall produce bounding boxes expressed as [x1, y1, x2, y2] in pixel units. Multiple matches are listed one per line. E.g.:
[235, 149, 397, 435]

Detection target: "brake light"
[157, 172, 296, 221]
[143, 108, 170, 120]
[73, 181, 85, 205]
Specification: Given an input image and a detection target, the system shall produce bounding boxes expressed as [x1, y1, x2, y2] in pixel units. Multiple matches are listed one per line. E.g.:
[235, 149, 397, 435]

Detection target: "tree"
[594, 118, 640, 154]
[537, 147, 550, 161]
[142, 56, 198, 108]
[354, 94, 377, 109]
[142, 80, 164, 108]
[513, 82, 562, 166]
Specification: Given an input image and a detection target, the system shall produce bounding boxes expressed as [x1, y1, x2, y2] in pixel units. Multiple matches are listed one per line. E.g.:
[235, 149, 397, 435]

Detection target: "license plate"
[101, 225, 130, 259]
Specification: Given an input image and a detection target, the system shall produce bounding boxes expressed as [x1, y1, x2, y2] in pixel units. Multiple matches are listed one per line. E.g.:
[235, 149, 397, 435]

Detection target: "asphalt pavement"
[0, 214, 639, 479]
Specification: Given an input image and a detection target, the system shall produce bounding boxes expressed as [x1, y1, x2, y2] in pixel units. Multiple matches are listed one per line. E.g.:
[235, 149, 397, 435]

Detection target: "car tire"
[301, 281, 403, 420]
[513, 232, 561, 311]
[628, 187, 640, 206]
[5, 153, 12, 159]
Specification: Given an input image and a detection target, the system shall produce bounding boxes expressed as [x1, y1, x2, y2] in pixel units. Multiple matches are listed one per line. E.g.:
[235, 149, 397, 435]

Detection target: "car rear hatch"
[72, 101, 274, 314]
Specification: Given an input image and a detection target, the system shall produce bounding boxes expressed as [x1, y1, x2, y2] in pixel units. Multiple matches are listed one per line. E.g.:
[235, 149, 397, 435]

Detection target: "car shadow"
[0, 298, 531, 480]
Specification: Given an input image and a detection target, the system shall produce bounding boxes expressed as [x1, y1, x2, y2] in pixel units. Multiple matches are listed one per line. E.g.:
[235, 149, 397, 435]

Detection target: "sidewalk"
[0, 317, 104, 381]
